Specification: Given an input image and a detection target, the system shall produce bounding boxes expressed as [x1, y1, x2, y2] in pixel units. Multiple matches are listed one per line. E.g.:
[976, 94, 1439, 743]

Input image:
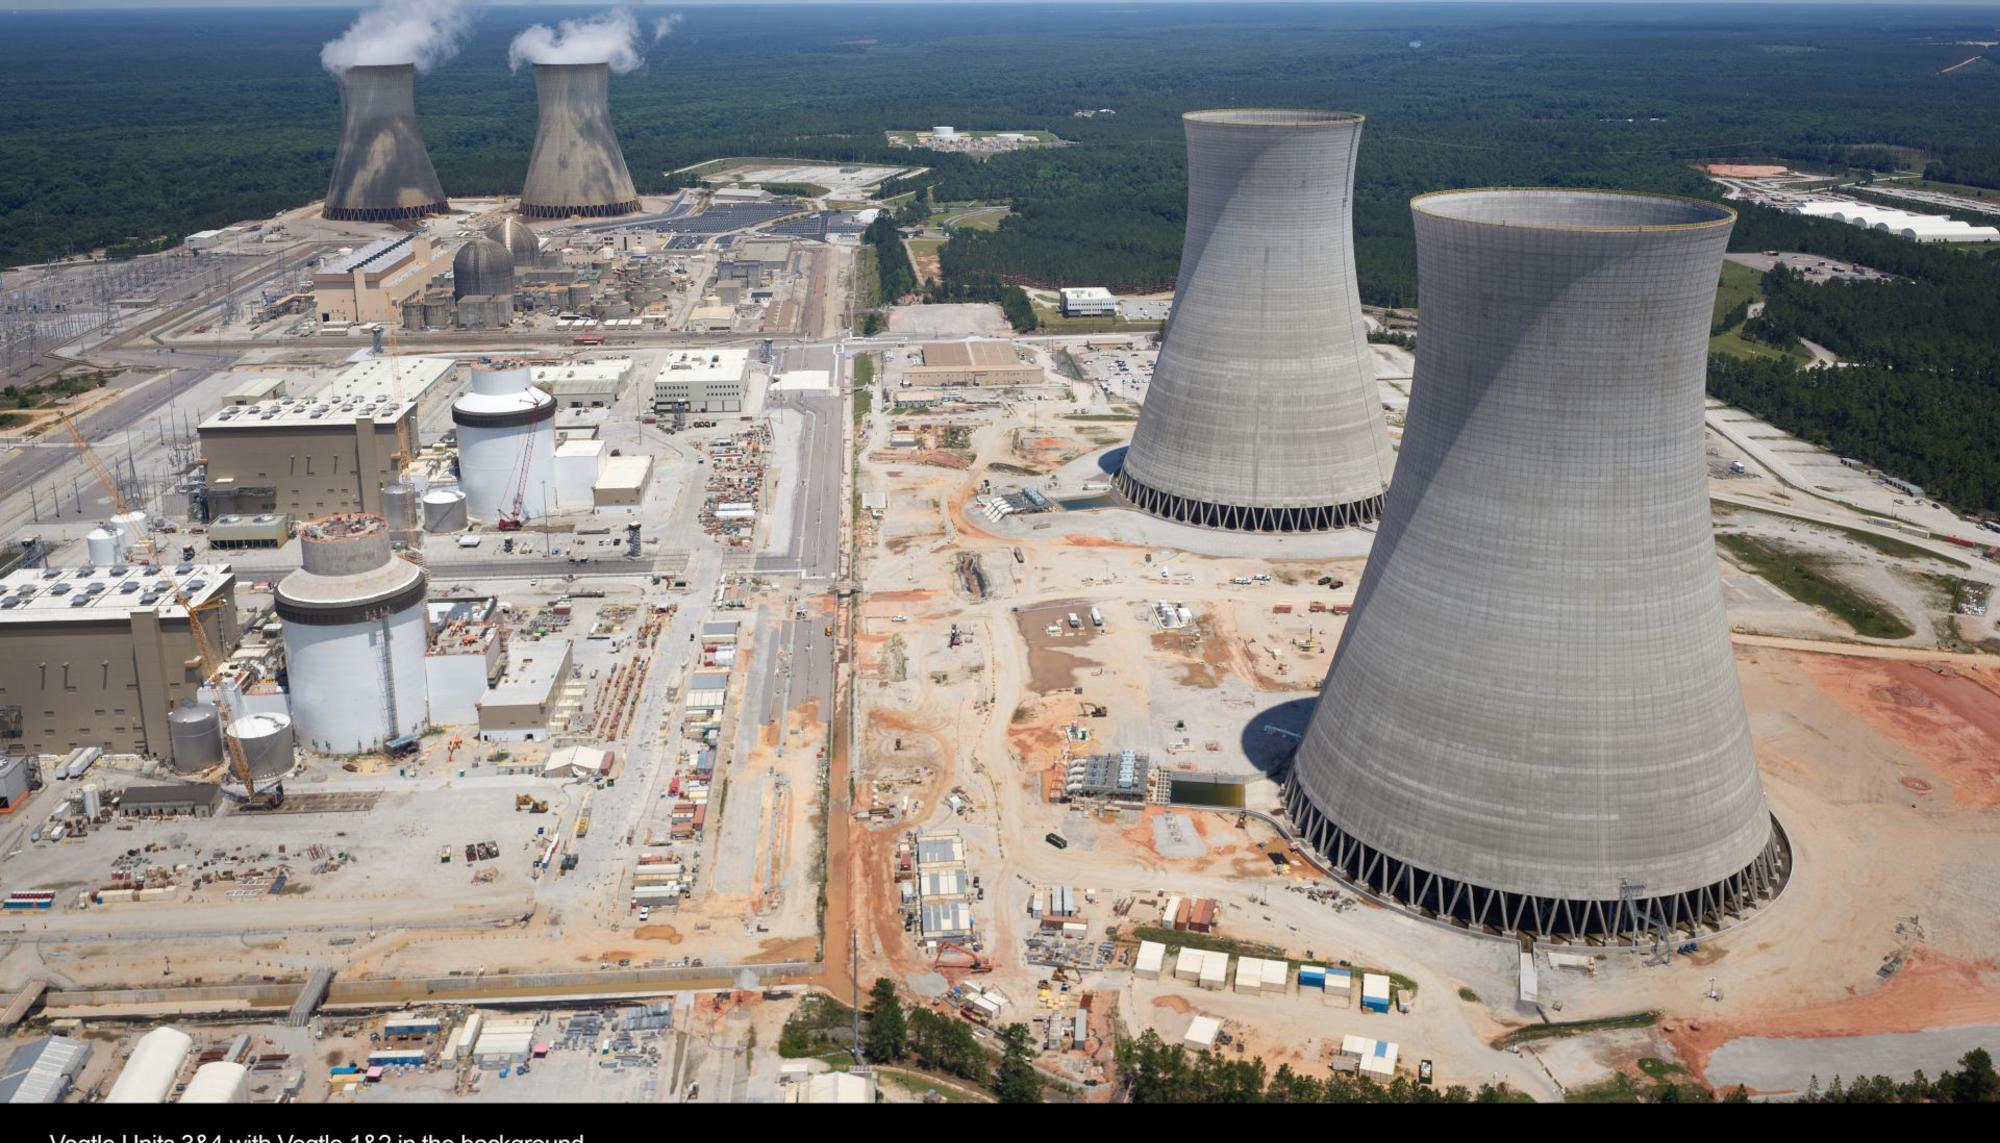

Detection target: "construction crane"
[495, 417, 543, 531]
[56, 409, 153, 564]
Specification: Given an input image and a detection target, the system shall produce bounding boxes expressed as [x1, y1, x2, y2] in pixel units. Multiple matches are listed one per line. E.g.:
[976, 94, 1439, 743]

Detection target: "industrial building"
[0, 563, 237, 762]
[181, 1061, 251, 1104]
[323, 63, 450, 223]
[1059, 287, 1118, 317]
[653, 349, 750, 414]
[1790, 199, 2000, 243]
[903, 340, 1044, 387]
[720, 239, 793, 286]
[447, 236, 516, 330]
[276, 515, 430, 754]
[1117, 109, 1391, 533]
[197, 355, 456, 519]
[476, 639, 572, 742]
[312, 232, 453, 326]
[0, 1036, 91, 1104]
[118, 781, 222, 818]
[105, 1026, 193, 1103]
[453, 366, 559, 525]
[1288, 189, 1784, 942]
[1062, 748, 1151, 802]
[519, 62, 640, 219]
[532, 359, 634, 408]
[424, 597, 507, 726]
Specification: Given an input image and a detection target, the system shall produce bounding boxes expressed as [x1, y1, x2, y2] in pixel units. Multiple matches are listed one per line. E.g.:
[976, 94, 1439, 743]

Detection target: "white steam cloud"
[321, 0, 473, 76]
[509, 8, 682, 75]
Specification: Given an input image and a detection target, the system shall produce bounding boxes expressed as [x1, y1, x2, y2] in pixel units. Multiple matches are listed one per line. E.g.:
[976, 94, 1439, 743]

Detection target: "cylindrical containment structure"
[380, 481, 418, 533]
[227, 712, 296, 785]
[181, 1061, 250, 1104]
[519, 62, 640, 219]
[323, 63, 449, 222]
[453, 237, 515, 301]
[452, 367, 556, 524]
[167, 699, 223, 773]
[86, 527, 121, 566]
[106, 1026, 194, 1104]
[421, 487, 469, 533]
[1117, 109, 1391, 533]
[487, 216, 544, 271]
[1288, 189, 1784, 943]
[82, 783, 102, 818]
[275, 515, 429, 754]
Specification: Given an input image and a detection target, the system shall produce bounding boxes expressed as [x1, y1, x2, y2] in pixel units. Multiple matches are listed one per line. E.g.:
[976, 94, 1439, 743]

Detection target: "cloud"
[320, 0, 472, 76]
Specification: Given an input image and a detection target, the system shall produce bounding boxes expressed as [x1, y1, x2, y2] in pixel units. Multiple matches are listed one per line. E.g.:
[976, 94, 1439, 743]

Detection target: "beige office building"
[906, 340, 1044, 386]
[0, 565, 238, 760]
[313, 233, 453, 327]
[198, 357, 457, 518]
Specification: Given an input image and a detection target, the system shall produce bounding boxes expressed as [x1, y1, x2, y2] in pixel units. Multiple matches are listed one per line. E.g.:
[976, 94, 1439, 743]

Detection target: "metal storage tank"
[380, 482, 418, 533]
[180, 1061, 250, 1104]
[421, 487, 469, 533]
[323, 63, 449, 222]
[227, 712, 296, 784]
[81, 783, 102, 818]
[109, 510, 148, 558]
[85, 527, 121, 566]
[453, 237, 515, 301]
[167, 700, 223, 773]
[519, 62, 640, 219]
[105, 1026, 194, 1103]
[452, 367, 556, 525]
[1117, 109, 1391, 533]
[275, 515, 429, 754]
[486, 216, 544, 271]
[1288, 189, 1784, 942]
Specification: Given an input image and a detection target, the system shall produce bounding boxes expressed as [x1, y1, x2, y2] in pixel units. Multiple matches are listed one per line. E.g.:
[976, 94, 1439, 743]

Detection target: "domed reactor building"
[1116, 109, 1391, 533]
[519, 62, 640, 219]
[323, 64, 450, 223]
[1287, 189, 1787, 942]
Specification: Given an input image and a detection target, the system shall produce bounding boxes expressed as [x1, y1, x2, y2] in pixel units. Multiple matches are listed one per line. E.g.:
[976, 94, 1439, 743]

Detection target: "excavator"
[934, 940, 992, 974]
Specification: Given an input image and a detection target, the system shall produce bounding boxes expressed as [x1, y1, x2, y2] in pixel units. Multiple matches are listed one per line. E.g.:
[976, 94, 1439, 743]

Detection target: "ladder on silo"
[374, 609, 399, 746]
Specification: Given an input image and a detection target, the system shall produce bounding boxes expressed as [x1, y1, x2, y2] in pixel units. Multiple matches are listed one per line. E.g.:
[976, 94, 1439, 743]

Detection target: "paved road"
[755, 391, 844, 580]
[221, 552, 693, 583]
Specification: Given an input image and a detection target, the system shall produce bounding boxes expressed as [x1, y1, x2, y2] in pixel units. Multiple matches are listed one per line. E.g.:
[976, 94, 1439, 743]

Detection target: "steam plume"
[509, 8, 679, 76]
[321, 0, 473, 75]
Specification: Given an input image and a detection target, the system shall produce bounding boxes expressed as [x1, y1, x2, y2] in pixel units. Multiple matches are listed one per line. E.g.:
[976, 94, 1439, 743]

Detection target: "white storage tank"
[180, 1060, 250, 1104]
[105, 1026, 194, 1103]
[421, 487, 468, 533]
[110, 510, 148, 549]
[275, 515, 429, 754]
[452, 366, 555, 525]
[380, 481, 418, 533]
[167, 699, 223, 773]
[227, 712, 296, 784]
[86, 527, 121, 565]
[81, 784, 102, 818]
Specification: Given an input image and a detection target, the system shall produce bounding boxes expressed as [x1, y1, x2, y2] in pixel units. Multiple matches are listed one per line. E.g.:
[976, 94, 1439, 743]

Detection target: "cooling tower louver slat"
[1116, 109, 1391, 534]
[1285, 188, 1786, 944]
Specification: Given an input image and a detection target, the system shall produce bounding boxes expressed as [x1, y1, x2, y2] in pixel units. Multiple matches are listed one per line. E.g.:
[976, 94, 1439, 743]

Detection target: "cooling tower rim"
[1412, 187, 1736, 233]
[1184, 108, 1364, 128]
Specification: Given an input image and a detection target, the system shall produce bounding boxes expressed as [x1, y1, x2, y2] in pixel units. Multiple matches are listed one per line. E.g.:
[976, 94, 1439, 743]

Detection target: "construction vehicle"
[935, 940, 992, 973]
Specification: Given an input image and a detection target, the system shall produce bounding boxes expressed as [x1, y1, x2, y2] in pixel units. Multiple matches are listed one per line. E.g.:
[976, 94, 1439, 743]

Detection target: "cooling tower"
[1115, 109, 1390, 533]
[275, 514, 428, 754]
[519, 63, 640, 219]
[324, 64, 450, 223]
[1286, 189, 1785, 942]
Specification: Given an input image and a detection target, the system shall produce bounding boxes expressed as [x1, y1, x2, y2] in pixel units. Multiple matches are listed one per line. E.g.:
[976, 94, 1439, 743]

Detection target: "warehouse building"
[198, 356, 457, 519]
[531, 359, 634, 408]
[312, 233, 453, 326]
[654, 349, 750, 414]
[0, 1036, 92, 1104]
[905, 340, 1044, 387]
[0, 564, 237, 761]
[476, 640, 573, 742]
[118, 782, 223, 818]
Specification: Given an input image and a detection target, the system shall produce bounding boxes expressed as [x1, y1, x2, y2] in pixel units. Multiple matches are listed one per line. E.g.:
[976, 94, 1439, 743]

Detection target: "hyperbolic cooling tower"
[1116, 110, 1391, 533]
[324, 64, 450, 223]
[275, 515, 429, 754]
[453, 367, 556, 524]
[1286, 189, 1785, 942]
[519, 63, 640, 219]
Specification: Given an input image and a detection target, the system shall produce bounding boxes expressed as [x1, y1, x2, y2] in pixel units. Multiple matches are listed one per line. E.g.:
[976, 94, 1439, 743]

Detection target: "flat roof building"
[117, 781, 223, 817]
[905, 340, 1043, 387]
[654, 349, 750, 414]
[0, 564, 237, 761]
[687, 305, 736, 333]
[531, 359, 634, 408]
[198, 356, 457, 519]
[477, 639, 573, 742]
[1060, 286, 1117, 317]
[685, 670, 730, 713]
[312, 233, 453, 326]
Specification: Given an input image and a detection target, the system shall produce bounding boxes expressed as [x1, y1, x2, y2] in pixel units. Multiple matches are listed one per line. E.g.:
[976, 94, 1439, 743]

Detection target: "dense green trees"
[1803, 1048, 2000, 1103]
[864, 978, 907, 1064]
[1115, 1029, 1501, 1103]
[864, 214, 918, 304]
[993, 1023, 1043, 1103]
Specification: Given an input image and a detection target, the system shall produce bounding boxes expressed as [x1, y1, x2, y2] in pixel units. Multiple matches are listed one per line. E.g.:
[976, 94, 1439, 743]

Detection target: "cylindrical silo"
[380, 481, 418, 533]
[519, 62, 640, 219]
[226, 712, 296, 785]
[86, 527, 121, 566]
[181, 1061, 250, 1104]
[82, 783, 102, 818]
[452, 367, 556, 525]
[111, 510, 149, 558]
[1116, 109, 1391, 533]
[275, 515, 429, 754]
[1287, 189, 1784, 943]
[421, 487, 468, 533]
[168, 700, 223, 773]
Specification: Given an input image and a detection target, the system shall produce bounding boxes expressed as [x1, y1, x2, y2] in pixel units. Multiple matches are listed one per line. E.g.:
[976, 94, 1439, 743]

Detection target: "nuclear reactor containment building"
[1116, 109, 1391, 533]
[453, 366, 556, 525]
[323, 64, 450, 223]
[1287, 189, 1785, 942]
[276, 515, 429, 754]
[519, 62, 640, 219]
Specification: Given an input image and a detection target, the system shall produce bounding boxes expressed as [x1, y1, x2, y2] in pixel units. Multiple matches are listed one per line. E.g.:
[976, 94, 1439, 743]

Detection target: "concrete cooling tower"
[452, 367, 556, 524]
[519, 63, 640, 219]
[275, 515, 429, 754]
[324, 64, 450, 223]
[1287, 189, 1785, 942]
[1116, 109, 1391, 533]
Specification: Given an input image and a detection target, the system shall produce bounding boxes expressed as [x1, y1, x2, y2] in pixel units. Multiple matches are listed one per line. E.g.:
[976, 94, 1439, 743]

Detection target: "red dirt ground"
[1799, 657, 2000, 808]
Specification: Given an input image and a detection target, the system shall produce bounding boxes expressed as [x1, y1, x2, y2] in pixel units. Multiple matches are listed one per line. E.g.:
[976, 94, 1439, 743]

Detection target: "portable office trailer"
[1361, 973, 1392, 1013]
